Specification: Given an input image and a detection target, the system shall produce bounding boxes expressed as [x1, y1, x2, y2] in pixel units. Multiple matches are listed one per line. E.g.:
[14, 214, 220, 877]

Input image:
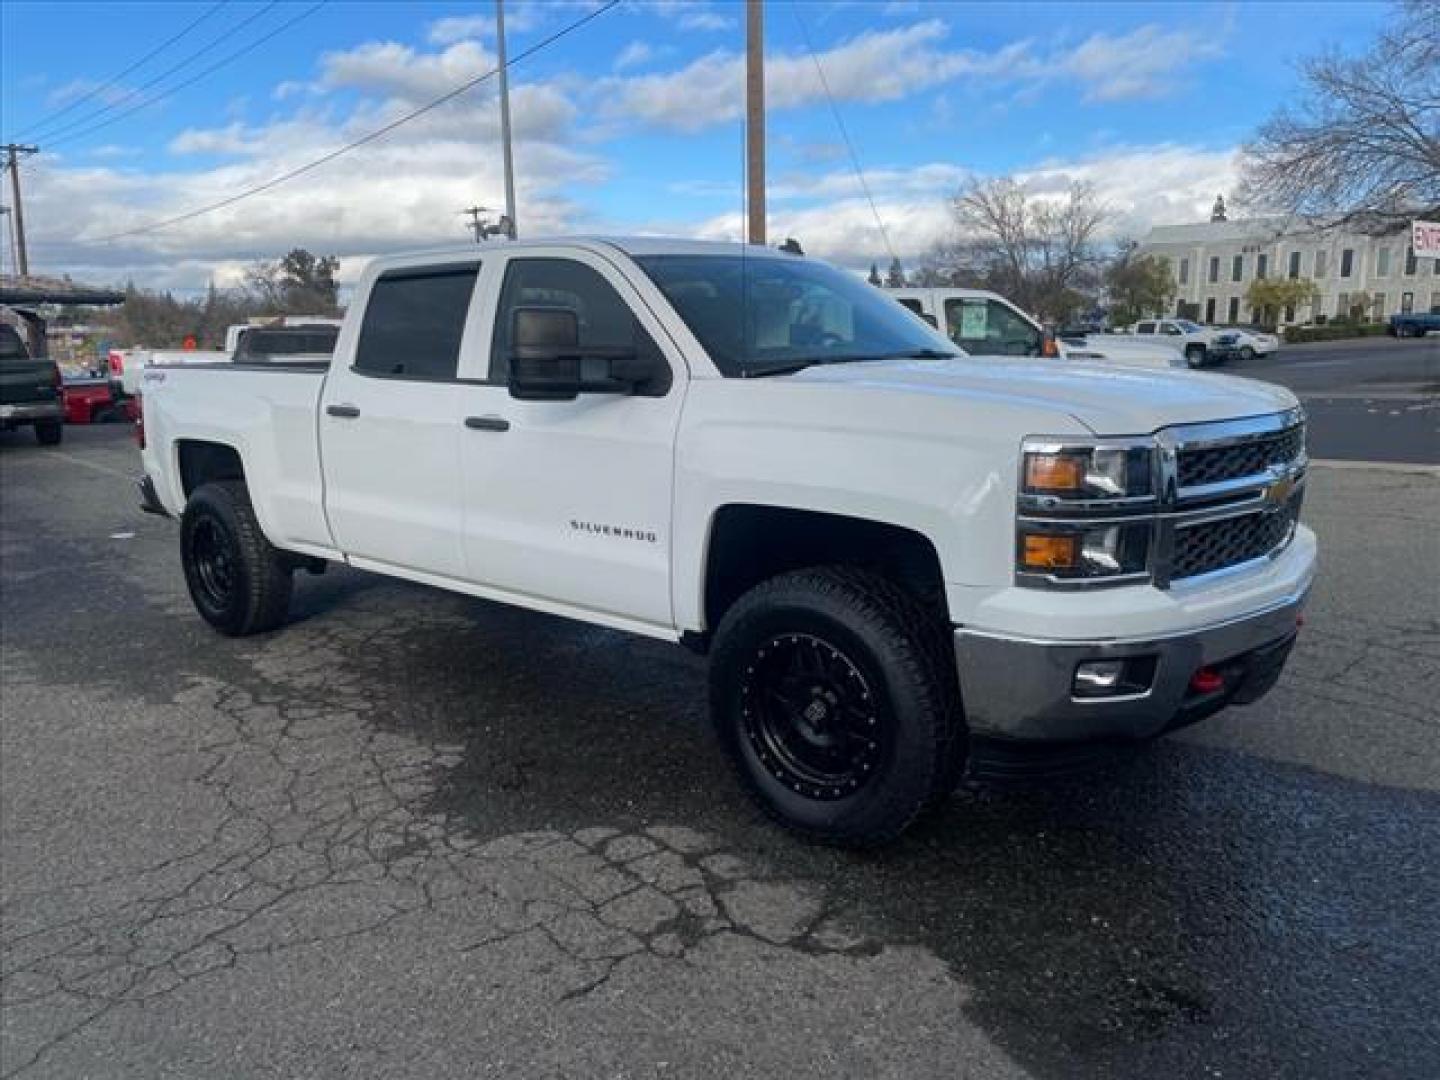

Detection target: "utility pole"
[2, 144, 38, 276]
[745, 0, 765, 246]
[495, 0, 517, 239]
[462, 206, 490, 243]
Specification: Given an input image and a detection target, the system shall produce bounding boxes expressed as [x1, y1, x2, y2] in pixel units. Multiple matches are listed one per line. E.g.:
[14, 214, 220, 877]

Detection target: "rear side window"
[490, 258, 663, 384]
[1136, 321, 1156, 334]
[355, 262, 479, 379]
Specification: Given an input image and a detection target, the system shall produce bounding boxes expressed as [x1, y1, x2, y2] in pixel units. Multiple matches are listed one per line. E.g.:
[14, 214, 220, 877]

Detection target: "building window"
[1315, 249, 1328, 278]
[1376, 247, 1391, 277]
[1208, 256, 1220, 284]
[1227, 297, 1240, 323]
[1337, 292, 1348, 318]
[1372, 293, 1386, 321]
[1288, 251, 1301, 279]
[1284, 304, 1295, 323]
[1256, 254, 1268, 280]
[1402, 292, 1414, 314]
[1405, 246, 1417, 276]
[1178, 257, 1190, 285]
[1231, 254, 1243, 282]
[1205, 297, 1216, 323]
[1340, 249, 1354, 277]
[1431, 290, 1440, 313]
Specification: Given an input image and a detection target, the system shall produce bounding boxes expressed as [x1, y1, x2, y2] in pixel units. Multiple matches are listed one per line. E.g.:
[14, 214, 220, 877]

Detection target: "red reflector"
[1295, 614, 1305, 628]
[1189, 667, 1224, 694]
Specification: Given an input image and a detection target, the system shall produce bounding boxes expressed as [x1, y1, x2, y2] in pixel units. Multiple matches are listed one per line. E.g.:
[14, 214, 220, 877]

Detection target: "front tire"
[1239, 345, 1256, 362]
[181, 480, 293, 636]
[34, 419, 62, 445]
[709, 567, 963, 847]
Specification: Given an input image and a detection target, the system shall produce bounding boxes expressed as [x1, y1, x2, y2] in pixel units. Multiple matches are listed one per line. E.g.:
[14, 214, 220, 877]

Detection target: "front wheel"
[181, 480, 293, 636]
[1239, 345, 1256, 362]
[34, 419, 62, 445]
[709, 567, 963, 847]
[1184, 345, 1207, 369]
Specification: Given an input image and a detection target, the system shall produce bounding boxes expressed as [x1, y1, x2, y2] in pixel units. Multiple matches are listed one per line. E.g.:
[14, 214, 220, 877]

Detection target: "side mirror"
[509, 308, 582, 401]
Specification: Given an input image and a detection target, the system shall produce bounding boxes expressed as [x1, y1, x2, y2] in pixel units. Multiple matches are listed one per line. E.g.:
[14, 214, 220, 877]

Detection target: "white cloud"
[614, 41, 656, 71]
[600, 19, 1226, 133]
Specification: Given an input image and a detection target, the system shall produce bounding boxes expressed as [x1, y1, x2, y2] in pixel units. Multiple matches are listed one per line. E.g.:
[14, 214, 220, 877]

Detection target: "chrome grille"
[1177, 424, 1304, 489]
[1172, 496, 1301, 580]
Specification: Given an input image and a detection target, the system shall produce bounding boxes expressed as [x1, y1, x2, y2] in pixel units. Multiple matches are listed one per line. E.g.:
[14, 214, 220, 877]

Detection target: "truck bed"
[141, 363, 335, 557]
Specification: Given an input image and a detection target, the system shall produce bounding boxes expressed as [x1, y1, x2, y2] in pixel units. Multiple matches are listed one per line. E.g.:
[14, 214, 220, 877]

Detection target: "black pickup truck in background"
[0, 322, 65, 445]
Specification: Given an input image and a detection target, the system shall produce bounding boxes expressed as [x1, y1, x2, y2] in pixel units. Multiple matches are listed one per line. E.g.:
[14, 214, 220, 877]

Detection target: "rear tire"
[1184, 344, 1206, 369]
[181, 480, 293, 636]
[34, 419, 62, 445]
[709, 567, 963, 847]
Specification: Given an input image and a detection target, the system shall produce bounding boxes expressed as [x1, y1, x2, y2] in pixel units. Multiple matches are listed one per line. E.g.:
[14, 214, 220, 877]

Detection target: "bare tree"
[935, 177, 1106, 321]
[1239, 0, 1439, 231]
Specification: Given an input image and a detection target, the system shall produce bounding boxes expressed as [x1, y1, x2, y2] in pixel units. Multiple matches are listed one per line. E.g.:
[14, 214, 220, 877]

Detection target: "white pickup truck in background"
[111, 316, 342, 398]
[139, 238, 1315, 846]
[887, 287, 1185, 369]
[1126, 317, 1221, 368]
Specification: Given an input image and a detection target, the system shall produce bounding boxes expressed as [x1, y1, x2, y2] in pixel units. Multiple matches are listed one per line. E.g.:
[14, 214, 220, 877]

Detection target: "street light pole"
[495, 0, 517, 239]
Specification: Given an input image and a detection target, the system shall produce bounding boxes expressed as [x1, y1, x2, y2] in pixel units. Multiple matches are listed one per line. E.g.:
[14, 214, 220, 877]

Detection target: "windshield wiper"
[741, 349, 959, 378]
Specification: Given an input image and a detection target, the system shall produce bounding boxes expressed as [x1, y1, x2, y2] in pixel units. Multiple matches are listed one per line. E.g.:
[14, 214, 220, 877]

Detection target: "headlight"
[1020, 440, 1154, 503]
[1016, 521, 1152, 581]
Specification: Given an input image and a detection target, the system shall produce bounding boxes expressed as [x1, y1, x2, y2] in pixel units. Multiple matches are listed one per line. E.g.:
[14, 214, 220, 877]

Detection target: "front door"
[320, 261, 481, 579]
[457, 251, 685, 632]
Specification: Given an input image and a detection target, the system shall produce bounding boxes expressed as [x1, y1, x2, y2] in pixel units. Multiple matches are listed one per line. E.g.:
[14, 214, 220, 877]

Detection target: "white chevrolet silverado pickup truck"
[138, 238, 1316, 845]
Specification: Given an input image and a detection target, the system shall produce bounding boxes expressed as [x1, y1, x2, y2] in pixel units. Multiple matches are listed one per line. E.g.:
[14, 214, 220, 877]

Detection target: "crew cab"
[1127, 318, 1220, 367]
[139, 239, 1316, 846]
[888, 287, 1185, 369]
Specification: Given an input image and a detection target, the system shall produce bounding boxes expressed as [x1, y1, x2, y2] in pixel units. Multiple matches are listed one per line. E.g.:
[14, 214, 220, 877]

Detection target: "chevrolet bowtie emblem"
[1263, 474, 1296, 510]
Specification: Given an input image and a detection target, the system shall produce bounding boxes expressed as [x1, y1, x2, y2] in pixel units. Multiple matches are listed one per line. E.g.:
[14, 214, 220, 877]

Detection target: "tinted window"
[236, 328, 338, 361]
[636, 255, 953, 377]
[1136, 321, 1156, 334]
[355, 263, 479, 379]
[943, 298, 1040, 356]
[491, 258, 664, 384]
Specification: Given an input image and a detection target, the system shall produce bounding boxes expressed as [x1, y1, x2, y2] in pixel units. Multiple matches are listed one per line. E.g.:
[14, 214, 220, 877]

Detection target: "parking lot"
[3, 356, 1439, 1079]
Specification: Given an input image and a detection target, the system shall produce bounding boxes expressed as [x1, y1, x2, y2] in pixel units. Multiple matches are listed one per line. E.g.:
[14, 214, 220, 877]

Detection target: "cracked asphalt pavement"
[2, 425, 1438, 1079]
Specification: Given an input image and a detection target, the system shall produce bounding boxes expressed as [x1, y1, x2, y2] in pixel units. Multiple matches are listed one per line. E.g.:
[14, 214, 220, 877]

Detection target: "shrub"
[1282, 322, 1388, 343]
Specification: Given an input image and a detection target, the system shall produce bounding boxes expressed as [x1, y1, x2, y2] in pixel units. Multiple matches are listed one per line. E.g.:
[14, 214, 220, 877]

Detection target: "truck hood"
[794, 356, 1298, 436]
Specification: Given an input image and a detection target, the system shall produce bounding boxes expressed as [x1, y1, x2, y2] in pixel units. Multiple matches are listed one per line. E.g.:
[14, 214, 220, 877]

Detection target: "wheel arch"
[176, 439, 247, 500]
[698, 504, 949, 641]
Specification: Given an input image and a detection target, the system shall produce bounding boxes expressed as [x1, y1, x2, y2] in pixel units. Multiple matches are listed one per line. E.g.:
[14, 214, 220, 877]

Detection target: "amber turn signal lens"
[1021, 533, 1079, 569]
[1024, 453, 1085, 492]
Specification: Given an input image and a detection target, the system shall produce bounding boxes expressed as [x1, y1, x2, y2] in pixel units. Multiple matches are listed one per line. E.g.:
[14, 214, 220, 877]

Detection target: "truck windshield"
[635, 254, 959, 377]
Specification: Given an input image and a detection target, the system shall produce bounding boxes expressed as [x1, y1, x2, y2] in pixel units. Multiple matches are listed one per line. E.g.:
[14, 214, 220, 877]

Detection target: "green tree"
[244, 248, 342, 315]
[1105, 246, 1177, 325]
[1246, 277, 1321, 326]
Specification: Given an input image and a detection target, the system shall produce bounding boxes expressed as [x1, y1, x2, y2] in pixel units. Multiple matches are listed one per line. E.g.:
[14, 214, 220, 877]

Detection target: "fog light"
[1072, 656, 1157, 699]
[1074, 660, 1126, 694]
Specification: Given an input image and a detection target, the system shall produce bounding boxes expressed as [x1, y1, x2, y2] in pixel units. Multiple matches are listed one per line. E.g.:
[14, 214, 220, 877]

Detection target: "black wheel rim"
[191, 517, 236, 609]
[739, 633, 885, 801]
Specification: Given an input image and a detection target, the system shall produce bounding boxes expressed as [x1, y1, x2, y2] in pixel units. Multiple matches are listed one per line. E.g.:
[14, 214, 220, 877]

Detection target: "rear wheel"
[709, 567, 963, 847]
[181, 480, 293, 636]
[34, 419, 62, 445]
[1184, 344, 1207, 369]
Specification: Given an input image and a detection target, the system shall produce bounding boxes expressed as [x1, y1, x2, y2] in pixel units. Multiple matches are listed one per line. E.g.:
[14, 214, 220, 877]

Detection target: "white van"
[887, 288, 1184, 369]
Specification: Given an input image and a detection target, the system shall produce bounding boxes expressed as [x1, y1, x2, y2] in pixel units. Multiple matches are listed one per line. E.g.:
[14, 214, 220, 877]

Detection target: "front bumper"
[954, 585, 1308, 743]
[0, 400, 64, 423]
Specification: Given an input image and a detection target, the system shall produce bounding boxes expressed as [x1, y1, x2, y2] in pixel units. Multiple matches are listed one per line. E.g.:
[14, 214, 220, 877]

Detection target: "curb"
[1309, 458, 1440, 476]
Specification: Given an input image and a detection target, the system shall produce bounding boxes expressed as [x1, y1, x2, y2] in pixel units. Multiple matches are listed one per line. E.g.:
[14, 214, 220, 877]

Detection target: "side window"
[944, 298, 1040, 356]
[355, 263, 479, 379]
[490, 258, 667, 391]
[1136, 321, 1156, 335]
[1161, 322, 1183, 336]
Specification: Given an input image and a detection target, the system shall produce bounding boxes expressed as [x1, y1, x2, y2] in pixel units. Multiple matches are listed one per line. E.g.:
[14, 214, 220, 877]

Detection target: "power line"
[791, 4, 897, 266]
[75, 0, 622, 246]
[13, 1, 230, 140]
[47, 2, 320, 150]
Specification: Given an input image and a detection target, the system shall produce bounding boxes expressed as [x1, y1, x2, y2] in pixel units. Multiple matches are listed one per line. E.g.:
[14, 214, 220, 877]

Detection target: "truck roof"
[362, 236, 795, 276]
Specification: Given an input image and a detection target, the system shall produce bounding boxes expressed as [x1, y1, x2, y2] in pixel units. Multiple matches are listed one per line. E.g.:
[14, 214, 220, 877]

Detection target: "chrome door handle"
[326, 404, 361, 418]
[464, 415, 510, 432]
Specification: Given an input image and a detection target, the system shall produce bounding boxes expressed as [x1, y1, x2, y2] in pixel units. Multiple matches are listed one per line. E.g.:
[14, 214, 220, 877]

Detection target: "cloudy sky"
[0, 0, 1390, 292]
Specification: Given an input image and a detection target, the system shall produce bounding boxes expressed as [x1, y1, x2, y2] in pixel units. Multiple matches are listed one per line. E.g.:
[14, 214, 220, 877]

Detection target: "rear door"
[319, 261, 481, 579]
[455, 249, 685, 631]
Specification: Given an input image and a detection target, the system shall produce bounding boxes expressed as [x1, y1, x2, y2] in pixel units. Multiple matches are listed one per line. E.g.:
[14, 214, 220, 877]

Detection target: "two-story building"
[1137, 215, 1440, 327]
